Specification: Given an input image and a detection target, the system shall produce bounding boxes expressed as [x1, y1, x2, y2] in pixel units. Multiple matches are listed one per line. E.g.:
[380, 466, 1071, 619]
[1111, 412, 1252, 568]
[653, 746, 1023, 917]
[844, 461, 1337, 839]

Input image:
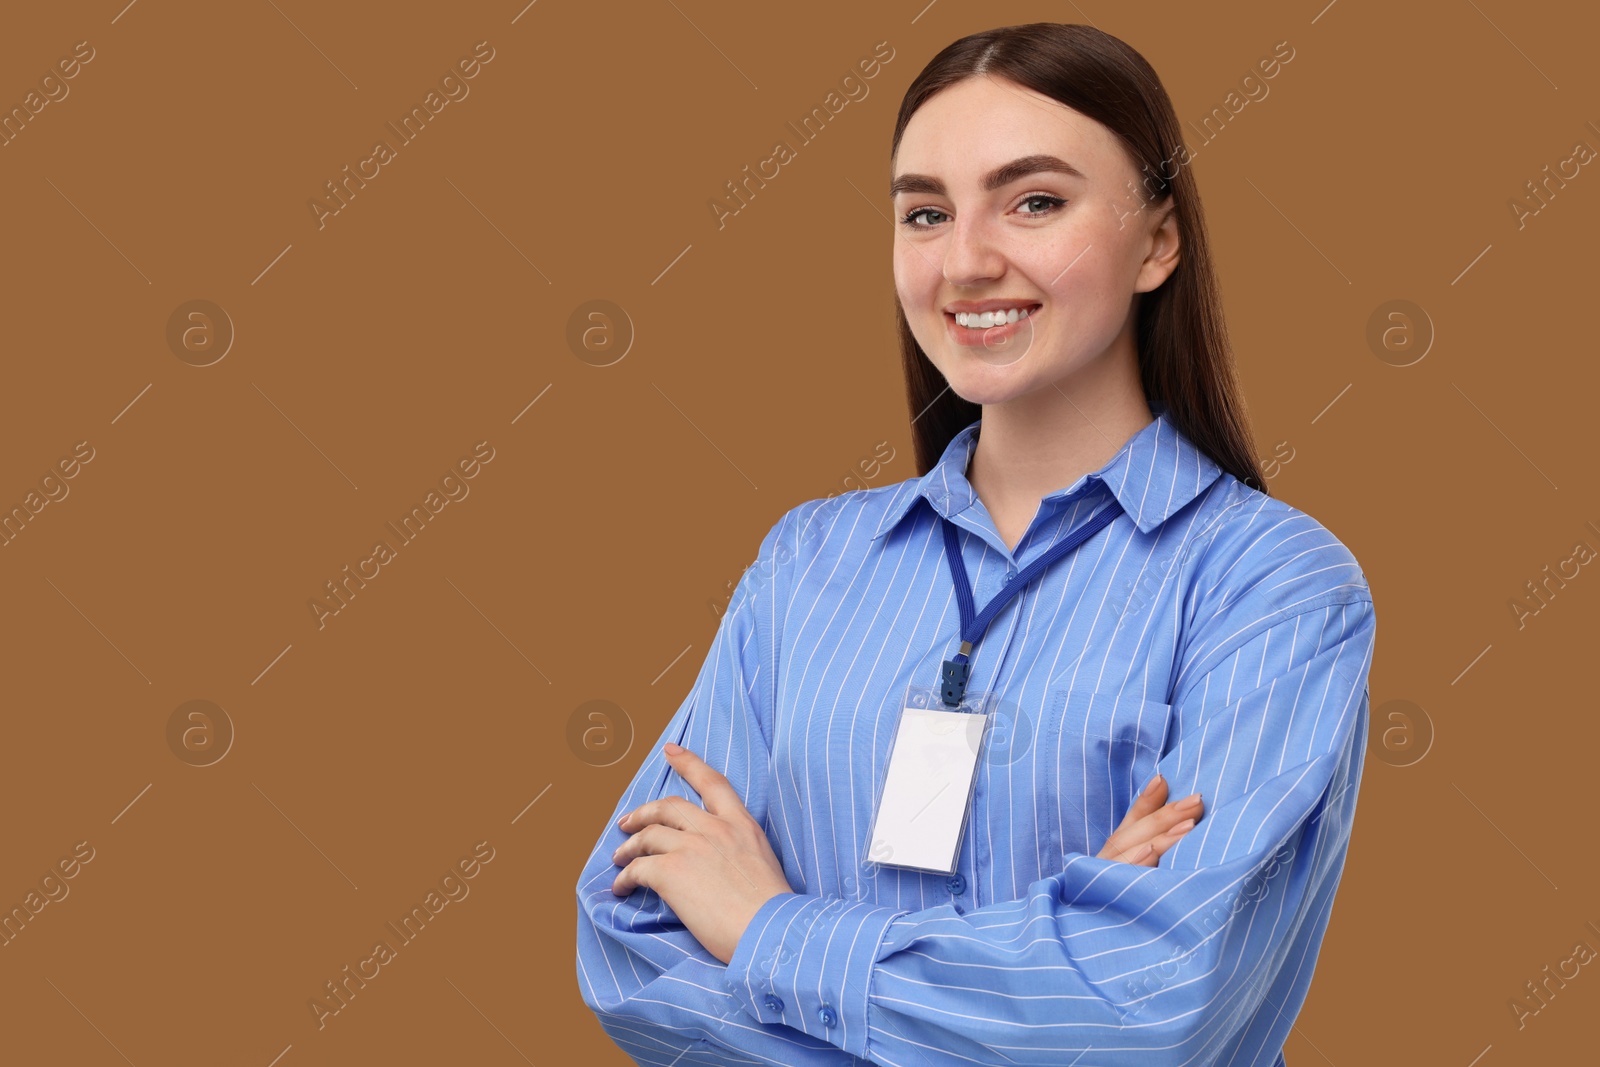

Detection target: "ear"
[1134, 200, 1181, 293]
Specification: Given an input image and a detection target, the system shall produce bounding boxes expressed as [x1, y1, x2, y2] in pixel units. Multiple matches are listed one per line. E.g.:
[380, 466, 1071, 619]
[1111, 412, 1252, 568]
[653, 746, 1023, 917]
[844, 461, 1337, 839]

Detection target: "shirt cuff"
[722, 891, 902, 1060]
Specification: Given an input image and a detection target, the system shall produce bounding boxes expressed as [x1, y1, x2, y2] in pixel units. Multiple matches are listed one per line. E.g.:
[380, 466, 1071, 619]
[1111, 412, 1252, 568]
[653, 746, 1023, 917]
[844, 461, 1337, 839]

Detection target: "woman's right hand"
[1095, 774, 1203, 867]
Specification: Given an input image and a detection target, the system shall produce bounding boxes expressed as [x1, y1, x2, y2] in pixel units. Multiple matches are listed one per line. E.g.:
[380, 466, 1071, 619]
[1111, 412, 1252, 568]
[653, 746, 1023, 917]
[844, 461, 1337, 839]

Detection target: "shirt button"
[946, 872, 967, 895]
[1001, 571, 1014, 585]
[818, 1004, 838, 1028]
[763, 994, 784, 1014]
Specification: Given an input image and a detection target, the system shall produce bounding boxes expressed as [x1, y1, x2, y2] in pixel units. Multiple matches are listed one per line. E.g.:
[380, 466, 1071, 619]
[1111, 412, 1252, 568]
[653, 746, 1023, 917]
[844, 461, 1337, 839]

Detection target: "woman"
[577, 22, 1374, 1067]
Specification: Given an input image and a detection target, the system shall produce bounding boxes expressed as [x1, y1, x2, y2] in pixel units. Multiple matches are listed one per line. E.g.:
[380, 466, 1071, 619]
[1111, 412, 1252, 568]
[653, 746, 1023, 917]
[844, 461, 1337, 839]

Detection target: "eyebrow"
[889, 154, 1086, 198]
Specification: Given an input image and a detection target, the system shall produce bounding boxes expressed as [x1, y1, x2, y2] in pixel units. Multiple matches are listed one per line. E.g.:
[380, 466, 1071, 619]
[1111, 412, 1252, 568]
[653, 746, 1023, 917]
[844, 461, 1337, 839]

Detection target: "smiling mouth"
[944, 305, 1041, 343]
[940, 302, 1043, 327]
[945, 304, 1041, 327]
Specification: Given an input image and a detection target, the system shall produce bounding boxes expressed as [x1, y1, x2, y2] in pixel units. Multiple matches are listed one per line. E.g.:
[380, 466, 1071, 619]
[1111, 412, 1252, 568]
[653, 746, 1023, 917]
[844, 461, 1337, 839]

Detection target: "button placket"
[965, 570, 1024, 911]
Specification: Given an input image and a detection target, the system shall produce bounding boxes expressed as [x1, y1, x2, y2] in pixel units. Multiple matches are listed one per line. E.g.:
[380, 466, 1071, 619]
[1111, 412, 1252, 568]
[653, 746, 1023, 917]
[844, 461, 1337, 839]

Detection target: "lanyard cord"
[937, 496, 1126, 706]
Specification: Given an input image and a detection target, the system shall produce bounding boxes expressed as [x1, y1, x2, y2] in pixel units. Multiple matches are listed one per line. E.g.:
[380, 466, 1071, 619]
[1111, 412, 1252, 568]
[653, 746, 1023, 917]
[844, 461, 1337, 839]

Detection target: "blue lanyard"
[937, 496, 1126, 706]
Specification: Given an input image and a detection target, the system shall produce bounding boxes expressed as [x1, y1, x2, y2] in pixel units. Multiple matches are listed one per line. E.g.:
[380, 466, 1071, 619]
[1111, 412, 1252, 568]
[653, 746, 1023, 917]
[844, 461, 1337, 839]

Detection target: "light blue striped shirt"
[576, 407, 1376, 1066]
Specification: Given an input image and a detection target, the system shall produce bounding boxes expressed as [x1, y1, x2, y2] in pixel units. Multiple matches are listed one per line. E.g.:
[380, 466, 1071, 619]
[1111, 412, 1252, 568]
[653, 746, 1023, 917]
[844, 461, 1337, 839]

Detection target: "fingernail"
[1170, 818, 1196, 834]
[1178, 793, 1201, 808]
[618, 813, 630, 829]
[665, 742, 682, 755]
[1143, 773, 1164, 796]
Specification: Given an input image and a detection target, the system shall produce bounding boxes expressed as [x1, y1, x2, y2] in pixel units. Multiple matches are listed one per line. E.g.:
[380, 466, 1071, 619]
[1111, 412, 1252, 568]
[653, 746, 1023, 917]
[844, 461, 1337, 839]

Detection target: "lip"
[944, 304, 1040, 347]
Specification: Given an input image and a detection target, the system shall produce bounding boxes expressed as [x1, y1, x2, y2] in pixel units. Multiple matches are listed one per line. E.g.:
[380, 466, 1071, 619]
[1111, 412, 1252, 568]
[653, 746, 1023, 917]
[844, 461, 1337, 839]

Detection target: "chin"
[936, 366, 1037, 408]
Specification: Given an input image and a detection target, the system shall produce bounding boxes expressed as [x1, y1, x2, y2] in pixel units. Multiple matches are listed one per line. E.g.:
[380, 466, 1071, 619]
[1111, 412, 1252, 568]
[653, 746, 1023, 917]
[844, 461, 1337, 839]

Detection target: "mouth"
[944, 304, 1041, 347]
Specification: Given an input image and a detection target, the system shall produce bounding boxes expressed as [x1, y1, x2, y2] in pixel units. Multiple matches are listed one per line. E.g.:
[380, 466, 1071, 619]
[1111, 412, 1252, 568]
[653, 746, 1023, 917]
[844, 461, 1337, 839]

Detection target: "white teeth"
[955, 306, 1034, 328]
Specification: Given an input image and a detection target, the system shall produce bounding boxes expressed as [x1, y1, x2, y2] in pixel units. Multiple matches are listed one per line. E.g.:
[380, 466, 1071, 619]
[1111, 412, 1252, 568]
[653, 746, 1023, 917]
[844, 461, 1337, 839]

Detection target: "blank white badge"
[868, 705, 988, 873]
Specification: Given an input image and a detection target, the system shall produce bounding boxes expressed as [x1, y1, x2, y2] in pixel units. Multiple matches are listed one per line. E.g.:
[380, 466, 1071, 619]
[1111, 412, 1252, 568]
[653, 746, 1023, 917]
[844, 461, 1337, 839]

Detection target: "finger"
[619, 794, 711, 835]
[618, 795, 766, 894]
[1126, 814, 1201, 867]
[1098, 791, 1202, 863]
[1110, 841, 1154, 865]
[1146, 817, 1198, 860]
[1124, 773, 1169, 826]
[1121, 808, 1200, 862]
[1125, 793, 1204, 842]
[662, 743, 749, 819]
[611, 824, 687, 868]
[612, 853, 661, 896]
[1097, 775, 1168, 859]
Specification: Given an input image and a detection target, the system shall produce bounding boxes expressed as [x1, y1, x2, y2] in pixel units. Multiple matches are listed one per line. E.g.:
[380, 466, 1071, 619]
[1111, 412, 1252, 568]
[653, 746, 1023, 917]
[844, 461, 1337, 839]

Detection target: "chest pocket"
[1045, 687, 1173, 860]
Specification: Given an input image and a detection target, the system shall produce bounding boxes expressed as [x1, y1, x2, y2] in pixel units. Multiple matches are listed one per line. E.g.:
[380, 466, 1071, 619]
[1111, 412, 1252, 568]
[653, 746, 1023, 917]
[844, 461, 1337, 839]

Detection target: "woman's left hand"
[611, 742, 795, 965]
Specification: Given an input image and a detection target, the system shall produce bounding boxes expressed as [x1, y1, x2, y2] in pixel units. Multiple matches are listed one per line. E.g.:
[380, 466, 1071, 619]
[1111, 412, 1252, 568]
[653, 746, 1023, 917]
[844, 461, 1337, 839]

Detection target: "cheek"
[1038, 233, 1127, 307]
[1036, 247, 1100, 307]
[891, 265, 913, 308]
[1033, 247, 1135, 348]
[1040, 201, 1138, 283]
[893, 242, 936, 296]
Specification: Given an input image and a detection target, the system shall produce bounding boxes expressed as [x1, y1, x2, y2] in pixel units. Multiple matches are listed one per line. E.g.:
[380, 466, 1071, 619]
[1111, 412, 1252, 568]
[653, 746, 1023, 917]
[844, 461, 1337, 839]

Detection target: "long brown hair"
[891, 22, 1266, 492]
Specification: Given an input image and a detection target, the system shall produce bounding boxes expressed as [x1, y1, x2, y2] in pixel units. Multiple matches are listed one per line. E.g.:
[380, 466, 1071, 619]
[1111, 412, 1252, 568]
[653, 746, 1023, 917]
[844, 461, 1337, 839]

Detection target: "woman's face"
[891, 75, 1179, 406]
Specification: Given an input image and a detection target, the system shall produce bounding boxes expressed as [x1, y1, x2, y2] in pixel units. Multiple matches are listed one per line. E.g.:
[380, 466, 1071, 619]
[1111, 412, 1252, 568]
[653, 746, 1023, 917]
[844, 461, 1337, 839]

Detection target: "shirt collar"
[870, 405, 1224, 541]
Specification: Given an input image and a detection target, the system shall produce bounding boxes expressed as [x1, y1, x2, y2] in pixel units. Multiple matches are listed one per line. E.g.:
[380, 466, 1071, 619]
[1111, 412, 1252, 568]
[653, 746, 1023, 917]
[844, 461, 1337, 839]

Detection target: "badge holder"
[864, 682, 994, 875]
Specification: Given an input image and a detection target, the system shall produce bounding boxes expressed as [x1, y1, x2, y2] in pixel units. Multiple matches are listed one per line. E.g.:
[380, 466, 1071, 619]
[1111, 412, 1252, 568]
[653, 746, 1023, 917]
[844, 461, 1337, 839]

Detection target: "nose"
[940, 211, 1006, 288]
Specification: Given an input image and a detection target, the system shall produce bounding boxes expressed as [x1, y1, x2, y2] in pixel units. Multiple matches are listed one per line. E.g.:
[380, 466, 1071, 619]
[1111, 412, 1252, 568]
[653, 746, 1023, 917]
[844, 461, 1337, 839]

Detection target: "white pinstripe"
[577, 409, 1374, 1067]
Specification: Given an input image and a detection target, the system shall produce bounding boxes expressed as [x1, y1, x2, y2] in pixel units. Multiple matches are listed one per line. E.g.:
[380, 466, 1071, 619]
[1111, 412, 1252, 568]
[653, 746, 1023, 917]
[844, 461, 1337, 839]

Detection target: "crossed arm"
[603, 744, 1207, 964]
[575, 516, 1376, 1066]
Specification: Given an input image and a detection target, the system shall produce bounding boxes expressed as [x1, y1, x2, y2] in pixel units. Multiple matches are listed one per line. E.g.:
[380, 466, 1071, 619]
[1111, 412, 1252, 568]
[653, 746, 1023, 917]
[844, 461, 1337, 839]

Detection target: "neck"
[967, 343, 1154, 526]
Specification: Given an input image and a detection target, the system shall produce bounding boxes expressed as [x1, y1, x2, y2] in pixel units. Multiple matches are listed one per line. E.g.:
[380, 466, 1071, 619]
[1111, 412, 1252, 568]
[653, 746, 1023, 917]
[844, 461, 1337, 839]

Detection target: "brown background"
[1, 0, 1594, 1063]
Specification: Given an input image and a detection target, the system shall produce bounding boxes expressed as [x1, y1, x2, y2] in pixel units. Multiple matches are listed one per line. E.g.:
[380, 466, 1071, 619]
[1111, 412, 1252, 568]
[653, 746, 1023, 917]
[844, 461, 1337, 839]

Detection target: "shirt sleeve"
[720, 542, 1377, 1065]
[576, 506, 854, 1066]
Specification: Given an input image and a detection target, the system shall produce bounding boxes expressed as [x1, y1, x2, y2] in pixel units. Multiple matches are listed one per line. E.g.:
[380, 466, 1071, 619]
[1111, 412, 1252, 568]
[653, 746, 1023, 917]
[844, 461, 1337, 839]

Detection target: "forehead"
[894, 76, 1125, 185]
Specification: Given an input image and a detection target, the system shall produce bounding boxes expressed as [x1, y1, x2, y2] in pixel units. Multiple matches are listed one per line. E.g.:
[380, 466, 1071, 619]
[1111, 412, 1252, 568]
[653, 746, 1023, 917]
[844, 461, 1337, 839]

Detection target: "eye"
[1017, 193, 1066, 216]
[899, 206, 948, 228]
[897, 194, 1067, 230]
